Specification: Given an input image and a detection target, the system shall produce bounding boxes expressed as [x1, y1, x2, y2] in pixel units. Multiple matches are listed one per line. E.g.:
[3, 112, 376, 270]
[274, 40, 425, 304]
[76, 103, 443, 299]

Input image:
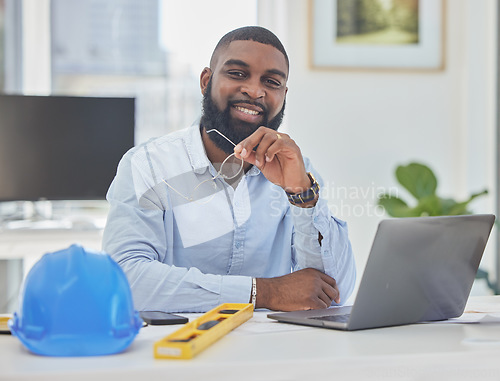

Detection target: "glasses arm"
[205, 129, 237, 147]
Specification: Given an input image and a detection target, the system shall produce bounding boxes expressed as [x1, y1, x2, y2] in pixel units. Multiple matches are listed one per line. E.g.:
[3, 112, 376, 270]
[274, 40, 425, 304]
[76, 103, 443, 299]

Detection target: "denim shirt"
[102, 124, 356, 312]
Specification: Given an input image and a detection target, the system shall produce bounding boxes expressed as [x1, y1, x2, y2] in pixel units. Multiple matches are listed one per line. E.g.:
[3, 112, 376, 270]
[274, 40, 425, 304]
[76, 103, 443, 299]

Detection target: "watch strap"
[285, 172, 320, 205]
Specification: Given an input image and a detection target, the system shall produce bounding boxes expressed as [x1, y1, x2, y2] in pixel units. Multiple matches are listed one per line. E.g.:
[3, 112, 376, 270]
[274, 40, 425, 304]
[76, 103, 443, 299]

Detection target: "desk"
[2, 296, 500, 381]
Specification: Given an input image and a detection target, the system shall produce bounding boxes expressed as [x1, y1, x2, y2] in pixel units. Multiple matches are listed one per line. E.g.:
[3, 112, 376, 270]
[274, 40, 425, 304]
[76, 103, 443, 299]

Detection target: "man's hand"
[255, 268, 340, 311]
[233, 126, 311, 194]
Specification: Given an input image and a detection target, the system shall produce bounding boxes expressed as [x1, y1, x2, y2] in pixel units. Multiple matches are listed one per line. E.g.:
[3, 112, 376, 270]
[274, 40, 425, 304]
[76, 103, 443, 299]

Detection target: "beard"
[200, 77, 286, 154]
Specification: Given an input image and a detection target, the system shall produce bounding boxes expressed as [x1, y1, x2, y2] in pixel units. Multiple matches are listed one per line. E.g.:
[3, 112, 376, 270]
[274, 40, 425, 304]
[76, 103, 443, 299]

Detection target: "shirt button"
[235, 242, 241, 249]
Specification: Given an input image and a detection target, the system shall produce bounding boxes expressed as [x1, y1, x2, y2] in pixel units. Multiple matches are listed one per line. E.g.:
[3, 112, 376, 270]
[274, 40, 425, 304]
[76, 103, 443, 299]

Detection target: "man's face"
[200, 40, 288, 154]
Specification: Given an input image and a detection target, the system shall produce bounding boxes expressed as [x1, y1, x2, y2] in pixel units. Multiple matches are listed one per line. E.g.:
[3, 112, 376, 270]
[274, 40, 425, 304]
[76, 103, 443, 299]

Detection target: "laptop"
[268, 214, 496, 331]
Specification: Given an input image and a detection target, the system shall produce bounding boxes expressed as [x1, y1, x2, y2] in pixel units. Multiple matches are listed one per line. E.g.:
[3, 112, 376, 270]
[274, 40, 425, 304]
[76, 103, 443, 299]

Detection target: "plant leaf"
[439, 198, 468, 215]
[395, 163, 437, 201]
[444, 189, 488, 215]
[378, 194, 420, 217]
[414, 195, 442, 216]
[465, 189, 488, 203]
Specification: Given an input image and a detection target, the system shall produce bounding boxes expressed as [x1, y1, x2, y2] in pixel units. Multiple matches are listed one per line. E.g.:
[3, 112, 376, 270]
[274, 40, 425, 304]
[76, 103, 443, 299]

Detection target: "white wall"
[260, 0, 498, 298]
[22, 0, 51, 94]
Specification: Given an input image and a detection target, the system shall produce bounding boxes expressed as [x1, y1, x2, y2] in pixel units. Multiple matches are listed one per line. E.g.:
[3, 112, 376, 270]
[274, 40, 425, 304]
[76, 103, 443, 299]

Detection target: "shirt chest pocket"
[172, 190, 235, 248]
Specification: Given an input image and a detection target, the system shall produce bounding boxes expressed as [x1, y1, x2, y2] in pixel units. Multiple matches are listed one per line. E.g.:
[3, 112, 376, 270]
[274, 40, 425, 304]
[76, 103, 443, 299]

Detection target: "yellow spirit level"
[0, 315, 12, 334]
[154, 303, 253, 359]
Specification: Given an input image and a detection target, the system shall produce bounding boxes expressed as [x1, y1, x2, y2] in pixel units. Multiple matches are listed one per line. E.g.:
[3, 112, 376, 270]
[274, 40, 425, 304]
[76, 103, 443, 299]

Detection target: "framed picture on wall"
[310, 0, 445, 70]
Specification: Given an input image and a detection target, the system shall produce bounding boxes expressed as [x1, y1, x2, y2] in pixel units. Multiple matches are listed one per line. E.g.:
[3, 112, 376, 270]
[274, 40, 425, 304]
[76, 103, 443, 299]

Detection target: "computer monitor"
[0, 94, 135, 202]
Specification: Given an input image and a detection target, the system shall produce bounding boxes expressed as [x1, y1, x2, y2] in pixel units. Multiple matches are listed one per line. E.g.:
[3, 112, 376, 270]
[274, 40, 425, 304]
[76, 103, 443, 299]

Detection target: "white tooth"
[236, 106, 258, 115]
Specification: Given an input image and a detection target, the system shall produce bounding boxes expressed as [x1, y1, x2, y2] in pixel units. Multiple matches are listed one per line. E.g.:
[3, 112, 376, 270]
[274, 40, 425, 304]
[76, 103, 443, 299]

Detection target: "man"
[102, 26, 356, 313]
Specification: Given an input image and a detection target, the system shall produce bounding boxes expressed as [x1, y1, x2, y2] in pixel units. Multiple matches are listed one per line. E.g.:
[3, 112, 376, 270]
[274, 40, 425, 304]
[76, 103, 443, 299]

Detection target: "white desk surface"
[2, 296, 500, 381]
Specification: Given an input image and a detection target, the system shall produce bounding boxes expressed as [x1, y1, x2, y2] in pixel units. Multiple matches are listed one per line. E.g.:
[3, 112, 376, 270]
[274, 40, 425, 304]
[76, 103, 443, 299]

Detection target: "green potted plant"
[377, 162, 495, 292]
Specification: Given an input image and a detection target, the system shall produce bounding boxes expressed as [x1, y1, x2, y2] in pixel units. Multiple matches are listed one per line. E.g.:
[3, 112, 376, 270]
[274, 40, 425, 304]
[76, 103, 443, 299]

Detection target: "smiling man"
[102, 26, 356, 313]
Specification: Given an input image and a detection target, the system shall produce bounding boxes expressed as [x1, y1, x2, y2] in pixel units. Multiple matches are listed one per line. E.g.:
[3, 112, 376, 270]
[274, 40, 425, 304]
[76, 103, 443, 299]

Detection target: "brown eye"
[228, 71, 246, 78]
[265, 78, 281, 88]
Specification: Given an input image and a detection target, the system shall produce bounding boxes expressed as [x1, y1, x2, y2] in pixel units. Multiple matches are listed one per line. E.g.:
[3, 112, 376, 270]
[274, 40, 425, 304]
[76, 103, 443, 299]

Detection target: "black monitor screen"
[0, 95, 135, 201]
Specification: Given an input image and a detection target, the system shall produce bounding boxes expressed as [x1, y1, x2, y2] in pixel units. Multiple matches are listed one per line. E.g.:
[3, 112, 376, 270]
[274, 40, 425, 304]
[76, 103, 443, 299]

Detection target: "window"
[49, 0, 258, 144]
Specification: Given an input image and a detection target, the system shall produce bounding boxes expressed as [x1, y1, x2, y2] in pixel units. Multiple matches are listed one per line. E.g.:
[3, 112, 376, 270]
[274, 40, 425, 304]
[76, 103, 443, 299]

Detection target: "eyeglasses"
[162, 129, 244, 204]
[204, 129, 244, 180]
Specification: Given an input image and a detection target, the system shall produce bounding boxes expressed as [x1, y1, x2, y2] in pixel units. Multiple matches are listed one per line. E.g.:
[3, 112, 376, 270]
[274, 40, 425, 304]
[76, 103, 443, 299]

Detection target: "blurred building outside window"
[49, 0, 257, 144]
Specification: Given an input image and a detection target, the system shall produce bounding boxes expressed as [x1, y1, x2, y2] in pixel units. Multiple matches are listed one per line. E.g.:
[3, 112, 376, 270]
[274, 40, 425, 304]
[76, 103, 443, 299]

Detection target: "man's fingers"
[233, 126, 267, 159]
[322, 283, 340, 305]
[234, 147, 257, 166]
[234, 127, 285, 166]
[319, 271, 338, 288]
[319, 273, 340, 304]
[316, 290, 333, 308]
[254, 131, 284, 165]
[258, 268, 341, 311]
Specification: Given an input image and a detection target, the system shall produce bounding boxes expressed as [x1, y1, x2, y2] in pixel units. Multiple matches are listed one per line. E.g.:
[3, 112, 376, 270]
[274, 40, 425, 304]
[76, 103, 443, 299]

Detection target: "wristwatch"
[286, 172, 320, 205]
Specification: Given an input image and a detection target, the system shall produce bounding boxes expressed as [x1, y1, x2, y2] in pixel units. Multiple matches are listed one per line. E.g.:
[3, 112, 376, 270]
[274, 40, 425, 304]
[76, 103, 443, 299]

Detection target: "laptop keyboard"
[310, 314, 351, 323]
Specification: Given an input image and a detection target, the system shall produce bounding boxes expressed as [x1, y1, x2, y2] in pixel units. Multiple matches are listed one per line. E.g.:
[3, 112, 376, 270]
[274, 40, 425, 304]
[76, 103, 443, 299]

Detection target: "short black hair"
[210, 26, 289, 70]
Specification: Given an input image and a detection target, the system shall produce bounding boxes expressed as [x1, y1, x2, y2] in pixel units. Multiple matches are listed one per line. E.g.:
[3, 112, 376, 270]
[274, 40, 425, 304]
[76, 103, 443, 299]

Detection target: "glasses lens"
[191, 177, 220, 203]
[219, 154, 243, 179]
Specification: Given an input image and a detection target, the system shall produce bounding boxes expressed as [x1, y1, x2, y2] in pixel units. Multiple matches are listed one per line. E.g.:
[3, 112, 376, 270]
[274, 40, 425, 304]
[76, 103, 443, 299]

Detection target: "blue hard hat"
[9, 244, 142, 356]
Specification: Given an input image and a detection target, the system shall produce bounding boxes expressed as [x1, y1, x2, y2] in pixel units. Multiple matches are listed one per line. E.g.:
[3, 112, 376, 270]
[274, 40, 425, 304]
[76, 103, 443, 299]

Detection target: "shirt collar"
[246, 165, 261, 177]
[184, 124, 211, 175]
